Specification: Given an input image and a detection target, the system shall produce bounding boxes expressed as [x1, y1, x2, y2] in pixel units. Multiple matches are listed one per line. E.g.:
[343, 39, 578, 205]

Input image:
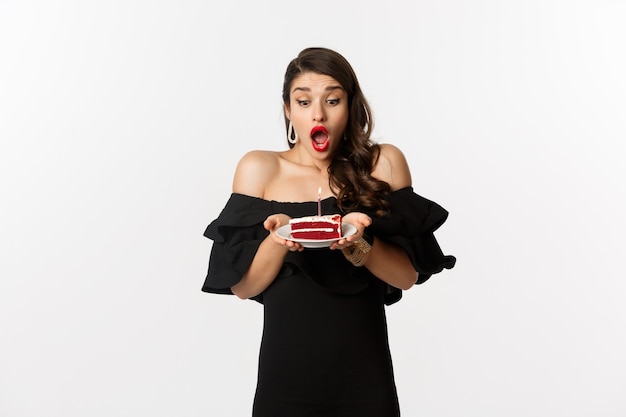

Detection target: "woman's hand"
[329, 212, 372, 251]
[264, 214, 304, 252]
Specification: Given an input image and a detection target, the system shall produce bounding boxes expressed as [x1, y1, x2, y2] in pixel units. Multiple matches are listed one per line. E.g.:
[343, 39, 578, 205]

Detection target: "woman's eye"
[327, 99, 340, 105]
[297, 100, 310, 106]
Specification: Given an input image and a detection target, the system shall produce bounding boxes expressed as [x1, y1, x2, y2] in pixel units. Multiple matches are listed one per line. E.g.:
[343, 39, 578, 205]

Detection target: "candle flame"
[317, 186, 322, 197]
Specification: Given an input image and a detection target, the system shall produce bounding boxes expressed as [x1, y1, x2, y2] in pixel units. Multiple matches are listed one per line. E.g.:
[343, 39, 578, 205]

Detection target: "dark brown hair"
[282, 47, 390, 216]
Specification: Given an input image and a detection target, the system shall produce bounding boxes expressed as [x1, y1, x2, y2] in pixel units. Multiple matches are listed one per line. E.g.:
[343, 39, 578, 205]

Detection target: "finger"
[330, 239, 349, 250]
[335, 238, 347, 247]
[284, 239, 302, 251]
[264, 218, 276, 231]
[344, 235, 358, 243]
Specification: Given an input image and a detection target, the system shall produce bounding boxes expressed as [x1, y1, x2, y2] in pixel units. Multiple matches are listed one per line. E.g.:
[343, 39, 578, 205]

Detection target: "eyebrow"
[291, 85, 344, 93]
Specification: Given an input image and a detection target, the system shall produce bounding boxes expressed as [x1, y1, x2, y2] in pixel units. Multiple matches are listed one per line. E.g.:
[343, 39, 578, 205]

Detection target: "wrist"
[342, 231, 373, 267]
[362, 229, 373, 246]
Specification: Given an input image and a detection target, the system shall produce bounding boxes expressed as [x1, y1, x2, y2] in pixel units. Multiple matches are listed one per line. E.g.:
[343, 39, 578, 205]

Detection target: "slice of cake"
[289, 214, 343, 240]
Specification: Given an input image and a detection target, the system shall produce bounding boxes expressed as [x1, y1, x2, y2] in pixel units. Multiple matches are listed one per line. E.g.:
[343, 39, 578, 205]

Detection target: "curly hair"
[282, 47, 390, 216]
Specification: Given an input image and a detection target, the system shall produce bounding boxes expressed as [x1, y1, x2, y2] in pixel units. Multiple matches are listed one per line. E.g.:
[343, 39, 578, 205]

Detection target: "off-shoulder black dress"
[202, 187, 455, 417]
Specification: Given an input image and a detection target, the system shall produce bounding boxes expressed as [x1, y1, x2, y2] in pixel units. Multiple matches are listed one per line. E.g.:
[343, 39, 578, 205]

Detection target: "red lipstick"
[310, 126, 330, 152]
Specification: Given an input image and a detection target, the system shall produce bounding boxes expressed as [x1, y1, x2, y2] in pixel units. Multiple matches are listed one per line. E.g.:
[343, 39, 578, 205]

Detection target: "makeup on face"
[288, 73, 349, 155]
[310, 125, 329, 152]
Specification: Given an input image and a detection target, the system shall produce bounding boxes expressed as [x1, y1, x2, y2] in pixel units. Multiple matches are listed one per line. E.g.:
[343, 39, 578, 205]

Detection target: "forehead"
[290, 72, 344, 93]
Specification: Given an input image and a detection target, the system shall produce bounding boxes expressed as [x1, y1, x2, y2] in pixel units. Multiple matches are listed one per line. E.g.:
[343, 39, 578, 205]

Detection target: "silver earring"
[287, 121, 298, 144]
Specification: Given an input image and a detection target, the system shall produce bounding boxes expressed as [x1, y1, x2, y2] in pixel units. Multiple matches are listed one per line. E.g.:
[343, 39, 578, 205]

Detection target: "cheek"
[337, 114, 349, 132]
[290, 108, 308, 123]
[339, 106, 349, 125]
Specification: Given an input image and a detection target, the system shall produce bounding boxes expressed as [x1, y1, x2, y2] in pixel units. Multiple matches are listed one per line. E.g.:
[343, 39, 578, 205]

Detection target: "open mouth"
[310, 126, 329, 152]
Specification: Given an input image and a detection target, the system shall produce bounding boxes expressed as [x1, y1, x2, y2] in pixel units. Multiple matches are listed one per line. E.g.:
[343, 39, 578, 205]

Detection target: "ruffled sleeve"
[369, 186, 456, 304]
[201, 189, 456, 306]
[201, 194, 272, 302]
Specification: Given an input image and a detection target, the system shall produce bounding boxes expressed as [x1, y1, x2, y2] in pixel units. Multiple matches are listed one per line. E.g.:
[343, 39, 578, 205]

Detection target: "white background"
[1, 1, 625, 416]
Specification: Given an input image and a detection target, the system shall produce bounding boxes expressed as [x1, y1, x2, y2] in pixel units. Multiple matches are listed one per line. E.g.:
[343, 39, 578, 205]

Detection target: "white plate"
[276, 222, 357, 248]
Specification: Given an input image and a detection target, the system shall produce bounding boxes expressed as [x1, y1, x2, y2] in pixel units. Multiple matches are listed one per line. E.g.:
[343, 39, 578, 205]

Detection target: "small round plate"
[276, 223, 357, 248]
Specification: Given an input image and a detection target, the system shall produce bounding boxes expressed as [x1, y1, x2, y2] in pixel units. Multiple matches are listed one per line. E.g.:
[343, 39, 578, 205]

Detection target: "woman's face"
[285, 72, 349, 159]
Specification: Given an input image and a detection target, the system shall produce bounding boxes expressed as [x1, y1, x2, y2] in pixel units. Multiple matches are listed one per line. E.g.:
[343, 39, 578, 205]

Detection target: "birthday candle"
[317, 187, 322, 217]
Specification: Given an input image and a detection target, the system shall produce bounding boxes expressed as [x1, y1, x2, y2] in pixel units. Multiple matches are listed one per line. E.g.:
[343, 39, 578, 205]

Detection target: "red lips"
[310, 126, 329, 152]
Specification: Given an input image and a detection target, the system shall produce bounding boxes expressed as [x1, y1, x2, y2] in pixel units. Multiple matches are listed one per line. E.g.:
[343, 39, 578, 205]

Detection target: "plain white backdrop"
[1, 1, 625, 416]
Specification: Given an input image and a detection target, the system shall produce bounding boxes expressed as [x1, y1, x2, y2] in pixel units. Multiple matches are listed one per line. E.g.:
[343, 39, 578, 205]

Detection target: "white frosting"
[289, 215, 341, 225]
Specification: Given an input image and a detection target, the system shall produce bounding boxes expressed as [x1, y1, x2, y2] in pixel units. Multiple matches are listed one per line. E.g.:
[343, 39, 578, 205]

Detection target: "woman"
[203, 47, 456, 417]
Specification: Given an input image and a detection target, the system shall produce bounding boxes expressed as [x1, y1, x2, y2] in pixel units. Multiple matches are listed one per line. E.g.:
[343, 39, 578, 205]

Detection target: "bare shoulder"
[373, 143, 412, 191]
[232, 150, 281, 198]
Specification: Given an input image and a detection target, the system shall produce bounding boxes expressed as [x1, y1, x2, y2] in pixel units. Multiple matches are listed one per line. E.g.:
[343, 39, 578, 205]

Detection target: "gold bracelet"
[342, 237, 372, 267]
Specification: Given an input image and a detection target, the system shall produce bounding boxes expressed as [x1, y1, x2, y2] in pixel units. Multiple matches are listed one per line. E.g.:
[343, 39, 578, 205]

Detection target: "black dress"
[202, 186, 456, 417]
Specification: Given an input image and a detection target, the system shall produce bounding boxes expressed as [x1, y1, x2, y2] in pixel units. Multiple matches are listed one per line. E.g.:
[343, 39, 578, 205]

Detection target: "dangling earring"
[287, 121, 298, 144]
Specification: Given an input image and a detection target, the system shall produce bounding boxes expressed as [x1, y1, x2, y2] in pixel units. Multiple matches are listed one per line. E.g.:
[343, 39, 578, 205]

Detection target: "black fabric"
[368, 187, 457, 285]
[202, 187, 456, 416]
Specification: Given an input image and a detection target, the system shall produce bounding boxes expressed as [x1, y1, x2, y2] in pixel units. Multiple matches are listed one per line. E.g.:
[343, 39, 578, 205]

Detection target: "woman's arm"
[229, 151, 302, 299]
[364, 144, 419, 290]
[231, 213, 303, 299]
[362, 236, 418, 290]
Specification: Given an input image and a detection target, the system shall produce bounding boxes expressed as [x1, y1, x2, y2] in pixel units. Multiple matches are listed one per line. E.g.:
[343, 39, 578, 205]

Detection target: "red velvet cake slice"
[289, 214, 343, 240]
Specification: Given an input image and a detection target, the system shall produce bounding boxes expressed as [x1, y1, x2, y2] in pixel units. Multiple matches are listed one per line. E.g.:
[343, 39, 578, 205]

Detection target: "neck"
[286, 147, 331, 172]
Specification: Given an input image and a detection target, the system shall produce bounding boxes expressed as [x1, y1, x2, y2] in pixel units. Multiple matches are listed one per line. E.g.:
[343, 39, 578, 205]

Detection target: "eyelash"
[296, 99, 341, 106]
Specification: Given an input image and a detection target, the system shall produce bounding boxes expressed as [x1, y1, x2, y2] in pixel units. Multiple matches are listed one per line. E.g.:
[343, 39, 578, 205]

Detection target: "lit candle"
[317, 187, 322, 217]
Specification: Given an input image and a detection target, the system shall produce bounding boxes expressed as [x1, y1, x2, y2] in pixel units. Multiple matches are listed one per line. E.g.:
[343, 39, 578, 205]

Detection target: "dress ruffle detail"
[202, 194, 273, 302]
[369, 187, 457, 303]
[202, 187, 455, 305]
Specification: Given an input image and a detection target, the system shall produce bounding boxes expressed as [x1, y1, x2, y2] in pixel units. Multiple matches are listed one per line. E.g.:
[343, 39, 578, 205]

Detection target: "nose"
[313, 102, 325, 122]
